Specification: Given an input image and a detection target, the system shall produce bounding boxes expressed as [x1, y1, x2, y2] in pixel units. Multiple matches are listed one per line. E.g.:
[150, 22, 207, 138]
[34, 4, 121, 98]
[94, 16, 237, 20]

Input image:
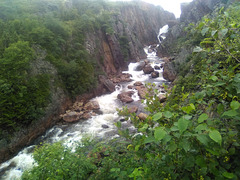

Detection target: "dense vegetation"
[0, 0, 120, 139]
[21, 2, 240, 180]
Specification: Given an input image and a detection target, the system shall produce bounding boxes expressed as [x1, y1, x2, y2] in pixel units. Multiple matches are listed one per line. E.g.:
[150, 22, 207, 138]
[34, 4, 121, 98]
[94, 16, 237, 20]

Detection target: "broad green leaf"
[218, 28, 228, 39]
[190, 103, 195, 110]
[152, 112, 162, 121]
[170, 126, 178, 131]
[211, 30, 217, 37]
[197, 134, 209, 146]
[169, 143, 177, 153]
[144, 136, 155, 144]
[230, 101, 240, 110]
[193, 46, 203, 53]
[222, 172, 234, 179]
[201, 27, 209, 36]
[178, 117, 189, 134]
[196, 156, 207, 168]
[198, 113, 208, 123]
[163, 134, 172, 144]
[217, 104, 224, 114]
[209, 75, 218, 81]
[163, 111, 172, 118]
[180, 139, 190, 152]
[209, 130, 222, 145]
[206, 148, 220, 155]
[222, 110, 238, 117]
[154, 127, 166, 141]
[195, 123, 208, 132]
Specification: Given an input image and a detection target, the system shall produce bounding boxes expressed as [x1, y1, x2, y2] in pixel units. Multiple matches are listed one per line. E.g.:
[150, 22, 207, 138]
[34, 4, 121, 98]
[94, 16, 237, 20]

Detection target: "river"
[0, 35, 168, 179]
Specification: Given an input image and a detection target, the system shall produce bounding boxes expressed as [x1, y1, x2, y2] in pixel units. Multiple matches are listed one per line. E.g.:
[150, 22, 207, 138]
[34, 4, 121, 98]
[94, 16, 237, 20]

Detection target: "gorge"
[0, 0, 240, 179]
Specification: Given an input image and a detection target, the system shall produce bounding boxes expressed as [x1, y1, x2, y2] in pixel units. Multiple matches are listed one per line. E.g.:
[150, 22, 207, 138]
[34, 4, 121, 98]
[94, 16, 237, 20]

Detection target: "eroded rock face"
[117, 91, 135, 103]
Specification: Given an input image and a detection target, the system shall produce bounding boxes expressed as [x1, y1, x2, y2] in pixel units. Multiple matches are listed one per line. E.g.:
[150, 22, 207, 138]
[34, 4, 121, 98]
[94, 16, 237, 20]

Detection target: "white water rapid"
[0, 46, 167, 179]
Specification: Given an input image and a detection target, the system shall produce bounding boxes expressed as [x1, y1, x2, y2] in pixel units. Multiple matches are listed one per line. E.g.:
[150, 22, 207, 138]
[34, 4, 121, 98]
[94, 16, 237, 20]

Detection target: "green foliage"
[22, 142, 96, 180]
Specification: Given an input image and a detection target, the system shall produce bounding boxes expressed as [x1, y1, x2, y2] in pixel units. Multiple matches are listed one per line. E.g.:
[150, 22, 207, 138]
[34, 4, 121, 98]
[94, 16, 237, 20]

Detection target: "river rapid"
[0, 26, 169, 179]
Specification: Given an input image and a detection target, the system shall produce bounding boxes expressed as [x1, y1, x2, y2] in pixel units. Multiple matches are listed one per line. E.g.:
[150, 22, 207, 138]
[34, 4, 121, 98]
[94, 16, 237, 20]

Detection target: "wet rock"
[148, 48, 153, 53]
[143, 64, 154, 74]
[120, 118, 126, 122]
[128, 106, 138, 113]
[110, 73, 132, 83]
[159, 94, 167, 103]
[151, 71, 159, 78]
[62, 111, 82, 122]
[135, 86, 148, 99]
[82, 113, 91, 120]
[144, 59, 149, 65]
[84, 101, 100, 111]
[0, 162, 16, 177]
[102, 124, 109, 129]
[138, 113, 148, 121]
[160, 64, 164, 69]
[117, 91, 135, 103]
[163, 62, 177, 82]
[154, 65, 160, 70]
[135, 62, 145, 71]
[134, 81, 143, 86]
[128, 85, 134, 89]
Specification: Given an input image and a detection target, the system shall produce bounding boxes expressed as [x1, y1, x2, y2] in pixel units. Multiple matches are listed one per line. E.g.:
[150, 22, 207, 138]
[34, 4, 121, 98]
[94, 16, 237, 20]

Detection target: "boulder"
[62, 111, 82, 123]
[151, 71, 159, 78]
[99, 75, 116, 92]
[102, 124, 109, 129]
[163, 63, 177, 82]
[154, 65, 160, 70]
[117, 91, 135, 103]
[135, 62, 145, 71]
[82, 113, 91, 120]
[143, 64, 154, 74]
[128, 106, 138, 113]
[127, 85, 134, 89]
[134, 81, 143, 86]
[135, 86, 148, 99]
[138, 113, 148, 121]
[84, 101, 100, 111]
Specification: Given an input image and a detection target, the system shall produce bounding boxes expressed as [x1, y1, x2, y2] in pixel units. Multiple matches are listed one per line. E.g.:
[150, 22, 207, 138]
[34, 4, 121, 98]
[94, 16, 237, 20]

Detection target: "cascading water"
[157, 25, 169, 43]
[0, 45, 168, 179]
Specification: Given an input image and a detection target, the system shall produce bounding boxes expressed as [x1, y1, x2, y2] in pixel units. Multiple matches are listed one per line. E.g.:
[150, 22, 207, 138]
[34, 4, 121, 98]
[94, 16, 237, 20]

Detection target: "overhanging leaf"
[218, 28, 228, 39]
[197, 134, 209, 146]
[222, 110, 238, 117]
[163, 111, 172, 119]
[198, 113, 208, 123]
[178, 117, 189, 134]
[230, 101, 240, 110]
[193, 46, 203, 53]
[152, 112, 162, 121]
[209, 75, 218, 81]
[222, 172, 234, 179]
[209, 130, 222, 145]
[154, 127, 166, 141]
[201, 27, 209, 36]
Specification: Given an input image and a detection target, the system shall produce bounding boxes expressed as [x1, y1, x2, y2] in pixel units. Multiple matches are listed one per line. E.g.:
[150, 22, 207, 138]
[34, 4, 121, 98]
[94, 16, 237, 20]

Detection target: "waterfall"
[157, 25, 169, 43]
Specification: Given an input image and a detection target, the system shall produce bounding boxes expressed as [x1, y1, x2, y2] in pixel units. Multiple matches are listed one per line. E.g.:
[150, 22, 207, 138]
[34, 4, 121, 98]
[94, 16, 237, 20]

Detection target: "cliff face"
[0, 1, 175, 164]
[86, 1, 175, 75]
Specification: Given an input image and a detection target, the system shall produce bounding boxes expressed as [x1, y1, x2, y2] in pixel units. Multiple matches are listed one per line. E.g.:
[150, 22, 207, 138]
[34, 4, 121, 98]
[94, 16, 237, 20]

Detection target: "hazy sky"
[110, 0, 193, 18]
